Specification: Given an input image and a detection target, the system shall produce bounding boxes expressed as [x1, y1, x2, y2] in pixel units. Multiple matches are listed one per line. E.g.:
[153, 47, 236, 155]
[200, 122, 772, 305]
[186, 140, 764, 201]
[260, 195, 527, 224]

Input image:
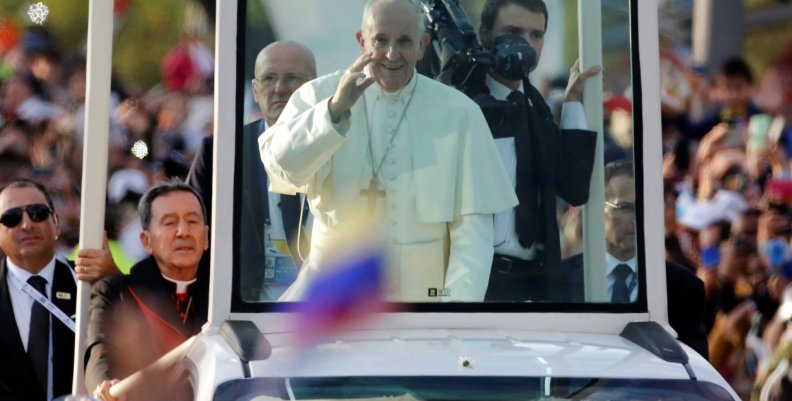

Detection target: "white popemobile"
[145, 0, 742, 400]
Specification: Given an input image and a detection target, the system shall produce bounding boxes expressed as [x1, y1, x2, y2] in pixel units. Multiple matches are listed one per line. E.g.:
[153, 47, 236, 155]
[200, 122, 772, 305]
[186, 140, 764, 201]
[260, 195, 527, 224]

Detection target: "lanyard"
[8, 272, 76, 332]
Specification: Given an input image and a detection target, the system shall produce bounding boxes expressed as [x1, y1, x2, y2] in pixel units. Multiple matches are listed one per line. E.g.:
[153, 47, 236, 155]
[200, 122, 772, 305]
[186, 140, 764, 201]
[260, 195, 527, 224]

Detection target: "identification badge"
[55, 291, 72, 300]
[264, 232, 298, 286]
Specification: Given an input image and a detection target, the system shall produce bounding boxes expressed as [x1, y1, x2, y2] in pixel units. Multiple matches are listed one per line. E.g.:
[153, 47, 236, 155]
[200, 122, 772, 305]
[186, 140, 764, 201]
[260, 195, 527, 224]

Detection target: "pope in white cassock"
[259, 0, 517, 302]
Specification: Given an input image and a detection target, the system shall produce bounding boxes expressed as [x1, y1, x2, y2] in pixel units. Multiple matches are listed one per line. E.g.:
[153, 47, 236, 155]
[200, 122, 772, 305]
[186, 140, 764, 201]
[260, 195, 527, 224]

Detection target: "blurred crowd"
[5, 10, 792, 400]
[0, 25, 214, 272]
[660, 38, 792, 399]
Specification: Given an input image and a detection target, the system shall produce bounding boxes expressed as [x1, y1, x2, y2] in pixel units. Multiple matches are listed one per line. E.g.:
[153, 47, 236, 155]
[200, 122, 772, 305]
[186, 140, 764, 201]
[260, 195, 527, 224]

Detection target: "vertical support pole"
[208, 0, 238, 326]
[578, 0, 607, 302]
[641, 0, 670, 327]
[73, 0, 114, 393]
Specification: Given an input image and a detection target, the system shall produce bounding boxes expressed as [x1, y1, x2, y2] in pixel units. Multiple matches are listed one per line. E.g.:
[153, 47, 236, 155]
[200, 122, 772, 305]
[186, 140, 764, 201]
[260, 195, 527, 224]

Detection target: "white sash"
[8, 272, 76, 332]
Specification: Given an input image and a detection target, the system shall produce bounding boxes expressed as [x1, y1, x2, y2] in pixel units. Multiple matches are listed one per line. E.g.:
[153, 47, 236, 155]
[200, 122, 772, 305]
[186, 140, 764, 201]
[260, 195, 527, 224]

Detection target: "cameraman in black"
[476, 0, 601, 301]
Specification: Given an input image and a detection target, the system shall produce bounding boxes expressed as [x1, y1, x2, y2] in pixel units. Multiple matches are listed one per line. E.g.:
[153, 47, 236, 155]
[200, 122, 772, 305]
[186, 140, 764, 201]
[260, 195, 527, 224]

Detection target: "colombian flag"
[284, 245, 391, 346]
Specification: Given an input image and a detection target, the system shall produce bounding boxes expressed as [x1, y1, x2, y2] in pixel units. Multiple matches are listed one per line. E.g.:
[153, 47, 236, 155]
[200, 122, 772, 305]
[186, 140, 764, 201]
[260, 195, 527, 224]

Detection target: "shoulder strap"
[7, 272, 75, 332]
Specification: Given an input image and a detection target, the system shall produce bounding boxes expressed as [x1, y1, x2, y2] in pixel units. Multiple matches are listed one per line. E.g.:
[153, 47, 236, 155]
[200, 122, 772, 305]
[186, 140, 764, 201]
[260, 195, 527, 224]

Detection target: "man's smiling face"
[356, 0, 429, 92]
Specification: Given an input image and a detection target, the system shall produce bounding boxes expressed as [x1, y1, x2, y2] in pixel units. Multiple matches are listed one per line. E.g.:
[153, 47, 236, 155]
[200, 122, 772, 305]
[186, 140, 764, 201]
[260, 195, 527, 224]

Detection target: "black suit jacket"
[0, 257, 76, 401]
[560, 254, 709, 359]
[518, 82, 596, 270]
[187, 120, 307, 300]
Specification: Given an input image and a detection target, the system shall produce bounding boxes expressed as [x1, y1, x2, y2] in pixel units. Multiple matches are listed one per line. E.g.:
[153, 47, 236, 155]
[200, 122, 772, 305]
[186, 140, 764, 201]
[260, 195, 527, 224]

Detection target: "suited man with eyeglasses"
[561, 161, 639, 304]
[187, 40, 316, 301]
[561, 161, 708, 358]
[0, 178, 118, 401]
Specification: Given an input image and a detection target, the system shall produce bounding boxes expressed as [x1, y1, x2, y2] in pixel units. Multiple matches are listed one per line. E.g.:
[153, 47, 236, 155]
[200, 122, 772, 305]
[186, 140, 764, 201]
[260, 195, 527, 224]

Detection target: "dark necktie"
[279, 193, 307, 265]
[508, 90, 539, 247]
[27, 275, 49, 395]
[611, 263, 633, 303]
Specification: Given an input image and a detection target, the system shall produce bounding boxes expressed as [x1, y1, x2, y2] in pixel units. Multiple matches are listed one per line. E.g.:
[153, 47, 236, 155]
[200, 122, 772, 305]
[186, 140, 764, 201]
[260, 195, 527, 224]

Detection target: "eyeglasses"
[605, 201, 635, 213]
[253, 74, 306, 89]
[0, 204, 53, 228]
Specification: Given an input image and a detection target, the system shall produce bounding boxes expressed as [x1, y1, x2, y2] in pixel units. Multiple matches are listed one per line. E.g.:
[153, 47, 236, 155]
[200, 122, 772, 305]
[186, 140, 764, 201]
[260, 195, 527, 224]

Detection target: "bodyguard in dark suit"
[474, 0, 600, 301]
[0, 178, 118, 401]
[0, 258, 74, 401]
[560, 161, 708, 358]
[187, 41, 316, 301]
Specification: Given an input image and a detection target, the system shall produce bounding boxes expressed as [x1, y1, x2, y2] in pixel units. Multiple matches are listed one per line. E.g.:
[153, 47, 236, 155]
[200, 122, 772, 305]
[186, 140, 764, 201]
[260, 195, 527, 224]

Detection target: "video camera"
[417, 0, 537, 138]
[417, 0, 536, 91]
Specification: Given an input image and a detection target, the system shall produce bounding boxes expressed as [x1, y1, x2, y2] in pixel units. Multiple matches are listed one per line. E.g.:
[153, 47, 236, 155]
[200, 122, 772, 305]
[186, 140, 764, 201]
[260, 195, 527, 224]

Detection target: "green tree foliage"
[113, 0, 186, 88]
[1, 0, 212, 89]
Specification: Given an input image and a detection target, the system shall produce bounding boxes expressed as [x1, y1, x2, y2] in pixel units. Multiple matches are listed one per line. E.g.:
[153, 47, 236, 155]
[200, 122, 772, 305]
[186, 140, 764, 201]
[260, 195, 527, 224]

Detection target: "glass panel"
[212, 377, 734, 401]
[233, 0, 642, 309]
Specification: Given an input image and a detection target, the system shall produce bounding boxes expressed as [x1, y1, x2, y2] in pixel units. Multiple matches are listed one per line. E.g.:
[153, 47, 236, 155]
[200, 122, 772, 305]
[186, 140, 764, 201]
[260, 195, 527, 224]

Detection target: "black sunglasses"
[0, 204, 53, 228]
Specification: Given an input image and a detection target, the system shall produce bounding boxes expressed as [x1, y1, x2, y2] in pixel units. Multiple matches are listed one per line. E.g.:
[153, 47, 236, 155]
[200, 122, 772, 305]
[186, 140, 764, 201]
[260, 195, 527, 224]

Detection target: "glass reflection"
[237, 0, 639, 306]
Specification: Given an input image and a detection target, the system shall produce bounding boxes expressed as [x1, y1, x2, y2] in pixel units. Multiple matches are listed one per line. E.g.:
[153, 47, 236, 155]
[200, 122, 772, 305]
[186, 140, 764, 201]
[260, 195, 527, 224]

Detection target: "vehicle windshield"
[212, 377, 733, 401]
[230, 0, 646, 311]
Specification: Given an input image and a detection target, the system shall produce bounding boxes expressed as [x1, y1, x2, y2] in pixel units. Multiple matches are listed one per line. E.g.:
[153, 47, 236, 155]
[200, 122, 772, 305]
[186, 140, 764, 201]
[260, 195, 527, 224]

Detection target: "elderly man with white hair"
[261, 0, 516, 302]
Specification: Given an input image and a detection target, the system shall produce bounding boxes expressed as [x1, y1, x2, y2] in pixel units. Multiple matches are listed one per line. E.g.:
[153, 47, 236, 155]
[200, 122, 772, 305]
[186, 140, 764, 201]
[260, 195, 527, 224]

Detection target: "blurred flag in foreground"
[281, 243, 394, 346]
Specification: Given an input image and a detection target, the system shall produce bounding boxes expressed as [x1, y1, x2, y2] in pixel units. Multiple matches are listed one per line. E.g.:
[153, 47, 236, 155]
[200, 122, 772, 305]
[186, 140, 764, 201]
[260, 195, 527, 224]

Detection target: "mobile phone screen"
[748, 114, 771, 153]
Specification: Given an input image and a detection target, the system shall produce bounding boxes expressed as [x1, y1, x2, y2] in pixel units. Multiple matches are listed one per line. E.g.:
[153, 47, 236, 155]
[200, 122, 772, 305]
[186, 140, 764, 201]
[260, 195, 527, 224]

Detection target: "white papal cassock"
[260, 68, 517, 302]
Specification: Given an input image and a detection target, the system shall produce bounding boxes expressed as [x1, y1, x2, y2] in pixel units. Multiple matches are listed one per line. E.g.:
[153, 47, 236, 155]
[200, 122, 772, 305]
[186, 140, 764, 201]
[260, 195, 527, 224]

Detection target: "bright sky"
[263, 0, 368, 75]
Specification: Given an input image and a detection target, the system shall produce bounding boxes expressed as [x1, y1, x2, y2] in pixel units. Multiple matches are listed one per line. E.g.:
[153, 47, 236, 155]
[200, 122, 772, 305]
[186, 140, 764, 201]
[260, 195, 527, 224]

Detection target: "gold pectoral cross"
[360, 177, 386, 215]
